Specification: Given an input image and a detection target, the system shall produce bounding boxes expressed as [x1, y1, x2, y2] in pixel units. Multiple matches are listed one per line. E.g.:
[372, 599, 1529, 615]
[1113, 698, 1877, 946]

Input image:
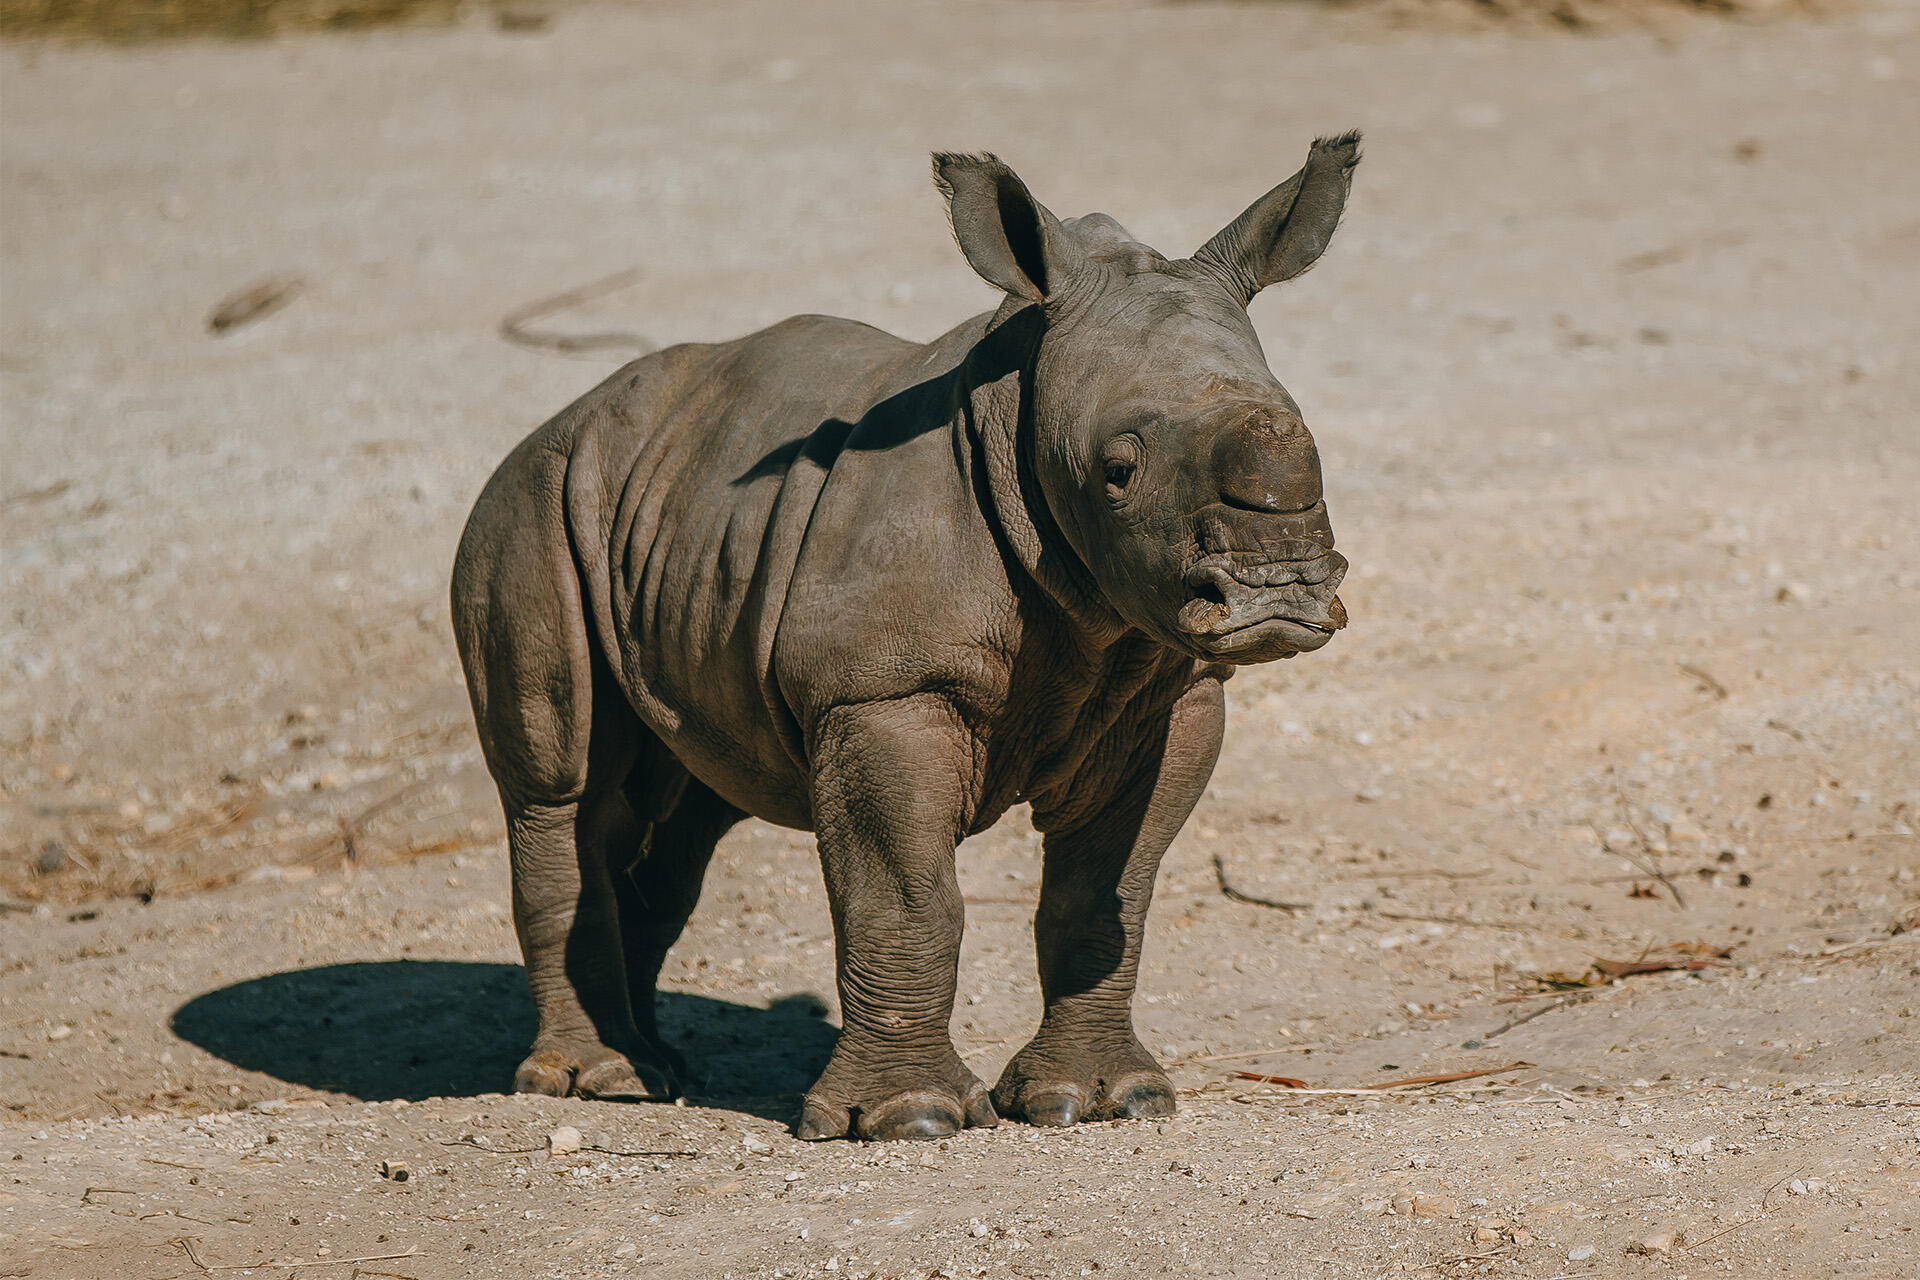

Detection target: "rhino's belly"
[591, 418, 834, 832]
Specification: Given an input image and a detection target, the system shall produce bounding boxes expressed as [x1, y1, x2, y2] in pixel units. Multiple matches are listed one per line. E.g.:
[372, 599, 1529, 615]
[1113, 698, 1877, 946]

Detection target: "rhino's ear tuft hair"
[1192, 130, 1362, 306]
[933, 151, 1086, 305]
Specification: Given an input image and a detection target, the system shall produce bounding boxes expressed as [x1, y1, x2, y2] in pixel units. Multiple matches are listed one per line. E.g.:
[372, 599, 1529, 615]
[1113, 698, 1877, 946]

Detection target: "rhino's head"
[935, 136, 1360, 665]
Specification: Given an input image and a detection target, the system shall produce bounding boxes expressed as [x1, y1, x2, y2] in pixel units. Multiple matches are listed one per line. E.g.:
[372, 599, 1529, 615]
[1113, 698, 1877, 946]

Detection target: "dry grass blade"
[1375, 909, 1542, 933]
[1365, 1061, 1534, 1090]
[1482, 992, 1595, 1040]
[1416, 1245, 1510, 1270]
[1180, 1043, 1325, 1064]
[195, 1246, 420, 1271]
[1592, 955, 1724, 978]
[171, 1235, 210, 1271]
[1228, 1061, 1533, 1093]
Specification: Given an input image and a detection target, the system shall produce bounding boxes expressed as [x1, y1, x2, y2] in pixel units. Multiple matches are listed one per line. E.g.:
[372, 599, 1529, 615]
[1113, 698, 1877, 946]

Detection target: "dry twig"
[207, 275, 305, 334]
[1211, 855, 1309, 913]
[1592, 801, 1687, 909]
[1376, 910, 1541, 933]
[1482, 992, 1596, 1041]
[1677, 663, 1729, 700]
[500, 269, 653, 355]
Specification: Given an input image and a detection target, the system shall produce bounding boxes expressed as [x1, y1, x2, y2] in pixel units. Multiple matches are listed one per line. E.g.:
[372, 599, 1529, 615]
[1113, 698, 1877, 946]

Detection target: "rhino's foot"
[992, 1039, 1176, 1127]
[795, 1055, 998, 1142]
[512, 1041, 677, 1103]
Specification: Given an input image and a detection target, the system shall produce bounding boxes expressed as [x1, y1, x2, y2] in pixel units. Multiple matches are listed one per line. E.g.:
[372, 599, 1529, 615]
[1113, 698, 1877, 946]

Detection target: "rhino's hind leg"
[613, 765, 744, 1084]
[452, 472, 669, 1104]
[498, 757, 680, 1104]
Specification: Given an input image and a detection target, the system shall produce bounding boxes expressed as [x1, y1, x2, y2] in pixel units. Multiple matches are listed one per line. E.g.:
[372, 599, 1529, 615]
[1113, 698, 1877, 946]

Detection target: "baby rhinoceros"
[452, 135, 1361, 1141]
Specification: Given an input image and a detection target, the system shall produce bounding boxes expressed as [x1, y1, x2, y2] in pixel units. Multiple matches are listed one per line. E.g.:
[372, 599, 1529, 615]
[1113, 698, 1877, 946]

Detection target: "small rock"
[47, 1024, 73, 1042]
[547, 1126, 583, 1156]
[784, 1170, 804, 1182]
[1628, 1227, 1678, 1255]
[1787, 1178, 1811, 1195]
[969, 1221, 989, 1238]
[612, 1243, 637, 1258]
[378, 1159, 409, 1182]
[1567, 1245, 1596, 1261]
[1472, 1225, 1503, 1244]
[1392, 1193, 1456, 1218]
[1672, 1136, 1713, 1158]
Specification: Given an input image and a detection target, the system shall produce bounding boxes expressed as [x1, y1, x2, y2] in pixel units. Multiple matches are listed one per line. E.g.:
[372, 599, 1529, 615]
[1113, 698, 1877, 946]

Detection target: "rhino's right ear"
[933, 152, 1086, 305]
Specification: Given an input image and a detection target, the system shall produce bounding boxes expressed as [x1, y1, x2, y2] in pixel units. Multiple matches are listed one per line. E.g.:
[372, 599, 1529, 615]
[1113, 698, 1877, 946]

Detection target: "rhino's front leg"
[996, 676, 1226, 1127]
[796, 696, 998, 1142]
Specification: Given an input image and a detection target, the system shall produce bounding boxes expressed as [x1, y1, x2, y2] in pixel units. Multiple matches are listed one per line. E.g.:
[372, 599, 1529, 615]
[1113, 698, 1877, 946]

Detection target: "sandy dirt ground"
[4, 1, 1919, 1276]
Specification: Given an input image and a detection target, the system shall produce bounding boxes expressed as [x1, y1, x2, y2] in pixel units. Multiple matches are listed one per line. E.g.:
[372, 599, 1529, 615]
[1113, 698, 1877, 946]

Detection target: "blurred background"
[3, 2, 1918, 1273]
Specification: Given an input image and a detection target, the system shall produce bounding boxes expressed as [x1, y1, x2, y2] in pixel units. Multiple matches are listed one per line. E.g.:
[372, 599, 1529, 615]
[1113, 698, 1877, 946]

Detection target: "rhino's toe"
[1014, 1084, 1085, 1128]
[961, 1083, 1001, 1130]
[854, 1091, 965, 1142]
[512, 1049, 575, 1098]
[574, 1053, 673, 1103]
[1105, 1072, 1176, 1120]
[795, 1097, 851, 1142]
[994, 1040, 1176, 1128]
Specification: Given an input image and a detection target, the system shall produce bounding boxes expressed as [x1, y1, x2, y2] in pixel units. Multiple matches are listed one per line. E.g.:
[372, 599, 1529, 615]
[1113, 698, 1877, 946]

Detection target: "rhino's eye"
[1102, 437, 1142, 497]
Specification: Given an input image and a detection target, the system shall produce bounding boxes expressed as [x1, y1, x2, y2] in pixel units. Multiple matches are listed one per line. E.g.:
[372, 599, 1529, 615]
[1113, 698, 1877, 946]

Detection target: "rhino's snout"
[1211, 407, 1322, 515]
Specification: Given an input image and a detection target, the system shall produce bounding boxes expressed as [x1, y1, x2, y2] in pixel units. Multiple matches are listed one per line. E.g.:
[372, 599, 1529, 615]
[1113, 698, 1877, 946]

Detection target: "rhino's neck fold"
[964, 304, 1130, 650]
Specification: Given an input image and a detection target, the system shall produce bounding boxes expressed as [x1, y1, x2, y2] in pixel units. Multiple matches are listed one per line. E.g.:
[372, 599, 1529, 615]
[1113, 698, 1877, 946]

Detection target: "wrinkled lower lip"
[1206, 614, 1338, 656]
[1173, 554, 1349, 661]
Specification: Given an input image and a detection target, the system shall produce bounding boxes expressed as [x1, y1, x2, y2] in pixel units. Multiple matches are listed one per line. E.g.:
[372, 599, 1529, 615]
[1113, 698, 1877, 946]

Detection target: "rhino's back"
[562, 313, 961, 826]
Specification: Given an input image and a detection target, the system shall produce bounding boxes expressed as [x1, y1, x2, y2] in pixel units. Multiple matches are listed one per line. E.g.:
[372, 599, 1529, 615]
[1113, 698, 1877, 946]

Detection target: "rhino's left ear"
[933, 152, 1087, 305]
[1192, 131, 1361, 305]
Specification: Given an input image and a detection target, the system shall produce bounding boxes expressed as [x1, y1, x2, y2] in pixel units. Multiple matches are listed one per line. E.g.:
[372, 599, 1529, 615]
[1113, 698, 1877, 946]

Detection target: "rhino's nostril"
[1175, 569, 1235, 636]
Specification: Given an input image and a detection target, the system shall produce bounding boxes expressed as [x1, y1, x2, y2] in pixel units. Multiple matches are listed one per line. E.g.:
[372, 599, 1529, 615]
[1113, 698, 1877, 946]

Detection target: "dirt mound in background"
[0, 0, 459, 41]
[0, 0, 1842, 43]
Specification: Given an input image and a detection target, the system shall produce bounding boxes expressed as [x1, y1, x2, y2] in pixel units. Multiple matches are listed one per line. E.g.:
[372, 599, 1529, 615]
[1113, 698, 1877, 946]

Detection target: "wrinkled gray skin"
[452, 135, 1360, 1142]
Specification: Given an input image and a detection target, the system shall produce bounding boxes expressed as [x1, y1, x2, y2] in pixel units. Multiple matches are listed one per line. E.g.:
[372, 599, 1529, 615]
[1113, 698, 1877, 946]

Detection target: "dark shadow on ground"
[170, 960, 836, 1124]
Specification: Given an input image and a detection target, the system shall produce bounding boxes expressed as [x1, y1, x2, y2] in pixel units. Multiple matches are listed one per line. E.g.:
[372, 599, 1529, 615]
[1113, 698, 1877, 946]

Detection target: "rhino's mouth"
[1174, 551, 1349, 661]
